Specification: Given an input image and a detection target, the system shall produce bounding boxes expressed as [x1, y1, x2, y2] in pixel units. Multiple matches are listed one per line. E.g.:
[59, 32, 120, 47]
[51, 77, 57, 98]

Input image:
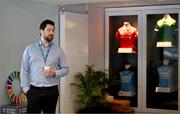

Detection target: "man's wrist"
[53, 71, 56, 77]
[22, 87, 30, 93]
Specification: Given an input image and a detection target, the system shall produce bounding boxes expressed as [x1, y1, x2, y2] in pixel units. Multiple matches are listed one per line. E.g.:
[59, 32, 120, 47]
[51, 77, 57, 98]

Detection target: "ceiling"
[26, 0, 124, 5]
[25, 0, 180, 7]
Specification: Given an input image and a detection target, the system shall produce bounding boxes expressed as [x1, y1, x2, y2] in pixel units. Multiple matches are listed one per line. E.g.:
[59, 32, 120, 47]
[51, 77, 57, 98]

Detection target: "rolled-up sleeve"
[55, 47, 69, 78]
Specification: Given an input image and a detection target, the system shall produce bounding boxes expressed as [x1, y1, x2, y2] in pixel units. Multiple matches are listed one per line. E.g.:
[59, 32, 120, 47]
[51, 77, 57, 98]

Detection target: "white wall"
[88, 5, 105, 70]
[60, 12, 88, 113]
[0, 0, 58, 108]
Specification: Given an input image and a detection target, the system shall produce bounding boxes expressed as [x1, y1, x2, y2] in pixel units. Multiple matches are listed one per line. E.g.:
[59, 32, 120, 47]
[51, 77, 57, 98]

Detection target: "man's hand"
[43, 66, 56, 77]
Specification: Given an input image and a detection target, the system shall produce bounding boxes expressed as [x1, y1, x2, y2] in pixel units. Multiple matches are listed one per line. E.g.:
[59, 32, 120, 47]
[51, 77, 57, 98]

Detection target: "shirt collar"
[39, 39, 53, 48]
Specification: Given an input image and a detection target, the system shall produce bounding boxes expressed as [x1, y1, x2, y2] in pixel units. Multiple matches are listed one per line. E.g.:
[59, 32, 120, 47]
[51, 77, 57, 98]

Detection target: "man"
[20, 19, 69, 114]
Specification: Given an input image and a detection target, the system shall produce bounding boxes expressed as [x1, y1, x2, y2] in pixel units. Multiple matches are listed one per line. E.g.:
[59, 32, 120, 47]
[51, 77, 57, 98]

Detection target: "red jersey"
[115, 26, 138, 52]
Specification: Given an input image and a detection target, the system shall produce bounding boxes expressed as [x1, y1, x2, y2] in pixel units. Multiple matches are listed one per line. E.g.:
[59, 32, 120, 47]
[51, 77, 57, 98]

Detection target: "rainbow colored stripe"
[6, 71, 27, 105]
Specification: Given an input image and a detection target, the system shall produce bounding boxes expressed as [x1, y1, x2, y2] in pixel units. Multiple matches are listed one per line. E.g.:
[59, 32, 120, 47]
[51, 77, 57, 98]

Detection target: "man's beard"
[43, 35, 53, 42]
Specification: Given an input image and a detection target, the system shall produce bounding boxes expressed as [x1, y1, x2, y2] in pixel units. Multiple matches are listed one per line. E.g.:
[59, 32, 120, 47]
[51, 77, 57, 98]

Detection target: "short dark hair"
[39, 19, 55, 30]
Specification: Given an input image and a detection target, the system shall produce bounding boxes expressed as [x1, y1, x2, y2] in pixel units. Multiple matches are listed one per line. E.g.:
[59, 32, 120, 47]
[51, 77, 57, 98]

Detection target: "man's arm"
[20, 47, 30, 93]
[55, 47, 69, 78]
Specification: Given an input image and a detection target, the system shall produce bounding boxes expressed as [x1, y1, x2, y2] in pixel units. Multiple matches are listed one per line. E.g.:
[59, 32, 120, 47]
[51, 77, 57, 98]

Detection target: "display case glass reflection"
[109, 15, 138, 107]
[146, 13, 178, 110]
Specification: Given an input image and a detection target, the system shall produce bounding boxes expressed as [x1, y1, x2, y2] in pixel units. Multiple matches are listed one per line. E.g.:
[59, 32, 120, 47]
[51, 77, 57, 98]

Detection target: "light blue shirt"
[20, 40, 69, 93]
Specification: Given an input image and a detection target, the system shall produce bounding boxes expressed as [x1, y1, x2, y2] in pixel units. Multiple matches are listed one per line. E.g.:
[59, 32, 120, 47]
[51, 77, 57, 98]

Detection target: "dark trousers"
[26, 85, 59, 114]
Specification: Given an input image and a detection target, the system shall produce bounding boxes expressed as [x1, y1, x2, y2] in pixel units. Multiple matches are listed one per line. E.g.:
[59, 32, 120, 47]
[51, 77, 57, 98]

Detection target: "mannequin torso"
[115, 22, 138, 52]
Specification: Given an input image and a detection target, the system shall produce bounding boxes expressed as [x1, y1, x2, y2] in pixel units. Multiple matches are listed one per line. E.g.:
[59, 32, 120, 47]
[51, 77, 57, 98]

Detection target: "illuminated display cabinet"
[105, 5, 180, 113]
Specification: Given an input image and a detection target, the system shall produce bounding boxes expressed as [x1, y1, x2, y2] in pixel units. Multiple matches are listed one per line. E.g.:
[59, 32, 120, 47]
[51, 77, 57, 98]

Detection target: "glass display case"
[105, 5, 180, 113]
[106, 14, 139, 107]
[146, 13, 178, 110]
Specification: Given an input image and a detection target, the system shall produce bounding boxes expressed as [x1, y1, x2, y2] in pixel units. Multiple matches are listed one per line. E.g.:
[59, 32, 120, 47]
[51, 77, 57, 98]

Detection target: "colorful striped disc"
[6, 71, 27, 105]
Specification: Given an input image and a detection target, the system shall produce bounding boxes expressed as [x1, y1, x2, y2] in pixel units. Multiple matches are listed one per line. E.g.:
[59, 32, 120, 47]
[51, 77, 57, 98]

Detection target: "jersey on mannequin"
[155, 14, 177, 47]
[119, 63, 136, 96]
[157, 59, 176, 89]
[115, 21, 138, 53]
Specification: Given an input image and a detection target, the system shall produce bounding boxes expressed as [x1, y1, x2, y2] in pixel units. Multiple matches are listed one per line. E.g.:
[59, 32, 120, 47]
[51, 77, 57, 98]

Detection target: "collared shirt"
[20, 40, 69, 93]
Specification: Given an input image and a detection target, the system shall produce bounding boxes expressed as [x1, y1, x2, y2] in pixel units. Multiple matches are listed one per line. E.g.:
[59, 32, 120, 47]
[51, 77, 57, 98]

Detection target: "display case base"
[1, 104, 27, 114]
[118, 91, 135, 97]
[155, 86, 177, 93]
